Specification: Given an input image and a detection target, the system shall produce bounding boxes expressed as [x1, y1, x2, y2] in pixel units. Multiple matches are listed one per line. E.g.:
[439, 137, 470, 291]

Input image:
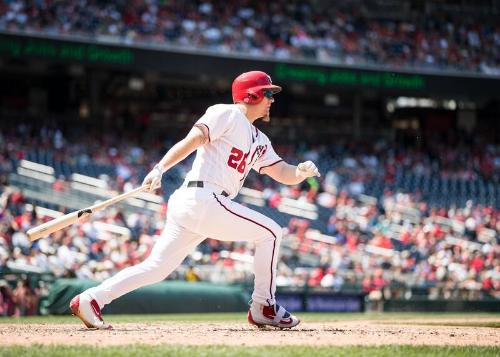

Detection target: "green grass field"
[0, 312, 498, 357]
[1, 345, 498, 357]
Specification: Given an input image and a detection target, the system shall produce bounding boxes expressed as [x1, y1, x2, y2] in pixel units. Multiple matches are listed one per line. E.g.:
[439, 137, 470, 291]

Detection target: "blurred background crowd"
[1, 0, 499, 74]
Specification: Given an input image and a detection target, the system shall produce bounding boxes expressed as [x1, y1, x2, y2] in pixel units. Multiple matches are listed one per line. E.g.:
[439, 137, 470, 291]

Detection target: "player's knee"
[254, 220, 282, 243]
[269, 220, 283, 241]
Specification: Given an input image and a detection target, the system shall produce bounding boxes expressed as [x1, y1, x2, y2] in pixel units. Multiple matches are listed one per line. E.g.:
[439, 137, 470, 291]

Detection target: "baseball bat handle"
[27, 186, 148, 242]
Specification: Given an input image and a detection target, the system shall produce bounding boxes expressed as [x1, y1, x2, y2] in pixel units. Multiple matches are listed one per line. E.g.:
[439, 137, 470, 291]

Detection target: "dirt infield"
[1, 319, 498, 346]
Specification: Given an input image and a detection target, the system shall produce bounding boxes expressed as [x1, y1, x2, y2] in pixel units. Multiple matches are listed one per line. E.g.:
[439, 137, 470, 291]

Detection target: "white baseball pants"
[87, 184, 283, 308]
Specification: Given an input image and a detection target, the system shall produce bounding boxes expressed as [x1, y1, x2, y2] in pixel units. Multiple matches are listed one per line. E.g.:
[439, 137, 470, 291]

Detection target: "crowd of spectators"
[0, 123, 498, 315]
[2, 123, 499, 208]
[0, 185, 497, 316]
[247, 137, 500, 205]
[1, 0, 499, 74]
[0, 274, 40, 316]
[279, 191, 499, 301]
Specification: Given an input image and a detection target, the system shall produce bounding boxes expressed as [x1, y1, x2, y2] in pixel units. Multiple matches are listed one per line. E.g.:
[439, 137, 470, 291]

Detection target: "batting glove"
[142, 164, 164, 192]
[296, 160, 321, 178]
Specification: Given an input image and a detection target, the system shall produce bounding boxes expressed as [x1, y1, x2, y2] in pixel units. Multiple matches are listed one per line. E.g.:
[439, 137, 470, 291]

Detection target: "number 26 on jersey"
[227, 147, 248, 174]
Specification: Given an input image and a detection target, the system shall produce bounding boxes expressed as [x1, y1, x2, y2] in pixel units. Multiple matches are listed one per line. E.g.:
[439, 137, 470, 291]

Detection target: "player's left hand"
[296, 160, 321, 178]
[142, 164, 164, 192]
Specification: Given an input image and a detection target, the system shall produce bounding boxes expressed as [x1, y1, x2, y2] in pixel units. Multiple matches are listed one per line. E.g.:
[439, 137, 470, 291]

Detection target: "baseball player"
[69, 71, 320, 329]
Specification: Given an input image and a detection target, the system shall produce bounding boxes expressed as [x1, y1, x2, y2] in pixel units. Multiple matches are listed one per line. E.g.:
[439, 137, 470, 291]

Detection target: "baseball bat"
[27, 186, 148, 242]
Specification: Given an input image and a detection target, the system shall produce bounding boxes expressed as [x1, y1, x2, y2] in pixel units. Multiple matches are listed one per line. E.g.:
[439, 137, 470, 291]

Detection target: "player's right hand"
[142, 164, 164, 192]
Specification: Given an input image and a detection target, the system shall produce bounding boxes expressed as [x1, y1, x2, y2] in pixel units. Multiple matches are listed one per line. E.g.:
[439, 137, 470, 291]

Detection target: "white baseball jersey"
[184, 104, 282, 198]
[87, 104, 286, 312]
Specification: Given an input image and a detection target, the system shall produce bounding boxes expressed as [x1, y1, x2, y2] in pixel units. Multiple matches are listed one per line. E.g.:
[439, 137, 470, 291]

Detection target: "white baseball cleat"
[69, 293, 112, 330]
[247, 300, 300, 329]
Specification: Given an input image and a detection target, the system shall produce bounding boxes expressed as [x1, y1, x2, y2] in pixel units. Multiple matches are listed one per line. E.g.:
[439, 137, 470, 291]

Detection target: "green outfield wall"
[43, 279, 249, 315]
[41, 279, 498, 314]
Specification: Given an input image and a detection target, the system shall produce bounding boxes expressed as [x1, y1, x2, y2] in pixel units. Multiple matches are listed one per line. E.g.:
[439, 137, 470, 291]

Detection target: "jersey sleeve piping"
[194, 123, 211, 143]
[258, 159, 284, 174]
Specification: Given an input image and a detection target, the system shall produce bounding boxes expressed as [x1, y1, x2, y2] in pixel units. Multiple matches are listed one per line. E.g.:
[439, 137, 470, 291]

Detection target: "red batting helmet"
[232, 71, 282, 105]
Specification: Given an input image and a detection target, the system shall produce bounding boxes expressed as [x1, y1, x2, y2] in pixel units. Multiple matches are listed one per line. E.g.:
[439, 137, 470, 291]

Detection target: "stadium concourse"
[0, 125, 498, 316]
[1, 0, 499, 75]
